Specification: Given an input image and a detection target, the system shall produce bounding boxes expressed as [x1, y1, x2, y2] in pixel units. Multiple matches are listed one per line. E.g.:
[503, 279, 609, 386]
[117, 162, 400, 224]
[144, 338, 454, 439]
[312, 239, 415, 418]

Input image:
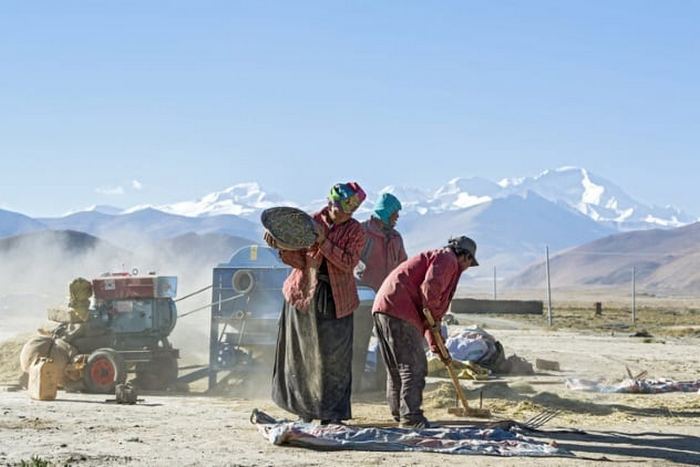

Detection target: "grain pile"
[0, 335, 28, 385]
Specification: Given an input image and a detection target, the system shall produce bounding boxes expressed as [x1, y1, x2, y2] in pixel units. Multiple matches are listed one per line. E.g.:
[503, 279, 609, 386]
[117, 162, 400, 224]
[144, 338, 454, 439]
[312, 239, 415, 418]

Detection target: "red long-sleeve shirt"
[372, 248, 463, 348]
[279, 207, 365, 318]
[356, 217, 408, 292]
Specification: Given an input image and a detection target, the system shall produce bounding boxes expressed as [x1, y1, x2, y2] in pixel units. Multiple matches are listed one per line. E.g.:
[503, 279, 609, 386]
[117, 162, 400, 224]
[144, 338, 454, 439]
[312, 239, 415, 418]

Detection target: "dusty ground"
[1, 313, 699, 466]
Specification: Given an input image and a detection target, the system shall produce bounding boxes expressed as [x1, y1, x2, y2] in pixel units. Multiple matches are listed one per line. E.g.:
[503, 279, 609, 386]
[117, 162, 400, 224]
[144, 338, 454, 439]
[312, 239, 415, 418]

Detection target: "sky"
[1, 1, 698, 217]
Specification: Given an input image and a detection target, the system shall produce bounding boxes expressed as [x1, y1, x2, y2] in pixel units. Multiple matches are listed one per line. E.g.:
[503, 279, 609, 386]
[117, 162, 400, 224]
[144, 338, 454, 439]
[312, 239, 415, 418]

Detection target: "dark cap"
[447, 236, 479, 266]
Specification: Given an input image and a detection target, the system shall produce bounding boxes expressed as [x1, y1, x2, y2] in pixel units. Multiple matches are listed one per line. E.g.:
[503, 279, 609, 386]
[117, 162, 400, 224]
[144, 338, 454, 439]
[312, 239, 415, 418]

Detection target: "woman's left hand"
[314, 221, 327, 245]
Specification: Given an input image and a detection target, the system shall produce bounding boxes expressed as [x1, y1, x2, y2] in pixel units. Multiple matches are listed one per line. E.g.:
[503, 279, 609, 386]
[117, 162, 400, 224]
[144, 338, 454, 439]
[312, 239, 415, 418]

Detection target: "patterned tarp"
[251, 410, 570, 457]
[566, 378, 700, 394]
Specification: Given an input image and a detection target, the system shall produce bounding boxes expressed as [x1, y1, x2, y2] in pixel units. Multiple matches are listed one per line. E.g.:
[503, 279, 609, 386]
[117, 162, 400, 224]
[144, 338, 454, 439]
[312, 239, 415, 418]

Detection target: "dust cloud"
[0, 229, 260, 369]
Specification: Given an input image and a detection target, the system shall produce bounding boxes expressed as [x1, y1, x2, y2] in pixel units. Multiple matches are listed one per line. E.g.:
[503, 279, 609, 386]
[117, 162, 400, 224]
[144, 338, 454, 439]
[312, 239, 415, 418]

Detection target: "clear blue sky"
[1, 1, 698, 216]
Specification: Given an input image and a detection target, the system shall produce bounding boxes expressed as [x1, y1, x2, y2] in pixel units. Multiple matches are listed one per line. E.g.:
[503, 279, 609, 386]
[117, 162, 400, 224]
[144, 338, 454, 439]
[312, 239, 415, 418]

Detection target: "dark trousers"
[373, 312, 427, 424]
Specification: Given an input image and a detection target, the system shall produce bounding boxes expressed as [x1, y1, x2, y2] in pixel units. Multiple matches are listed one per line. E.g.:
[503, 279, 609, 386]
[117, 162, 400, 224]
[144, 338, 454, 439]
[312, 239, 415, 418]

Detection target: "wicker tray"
[261, 207, 317, 250]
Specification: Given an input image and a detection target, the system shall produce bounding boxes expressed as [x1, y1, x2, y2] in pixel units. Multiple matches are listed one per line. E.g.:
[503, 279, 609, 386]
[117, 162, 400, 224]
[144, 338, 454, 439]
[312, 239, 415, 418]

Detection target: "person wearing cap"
[266, 182, 366, 425]
[352, 193, 407, 392]
[371, 236, 479, 428]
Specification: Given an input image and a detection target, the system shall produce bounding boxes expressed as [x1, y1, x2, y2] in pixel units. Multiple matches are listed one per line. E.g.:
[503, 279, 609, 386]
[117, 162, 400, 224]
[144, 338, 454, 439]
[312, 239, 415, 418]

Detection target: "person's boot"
[399, 417, 432, 429]
[320, 419, 346, 426]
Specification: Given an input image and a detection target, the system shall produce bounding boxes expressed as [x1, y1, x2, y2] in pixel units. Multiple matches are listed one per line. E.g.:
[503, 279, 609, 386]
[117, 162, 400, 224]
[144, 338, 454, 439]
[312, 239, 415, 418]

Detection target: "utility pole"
[545, 246, 552, 326]
[632, 266, 637, 325]
[493, 266, 497, 300]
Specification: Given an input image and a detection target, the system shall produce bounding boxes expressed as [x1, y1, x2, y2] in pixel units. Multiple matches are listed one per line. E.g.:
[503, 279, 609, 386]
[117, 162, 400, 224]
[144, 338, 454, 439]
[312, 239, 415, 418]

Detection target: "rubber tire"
[83, 348, 127, 394]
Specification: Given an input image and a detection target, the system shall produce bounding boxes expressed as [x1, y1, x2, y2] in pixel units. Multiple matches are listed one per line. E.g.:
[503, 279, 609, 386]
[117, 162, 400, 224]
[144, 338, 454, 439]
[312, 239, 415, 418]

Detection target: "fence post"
[545, 246, 552, 326]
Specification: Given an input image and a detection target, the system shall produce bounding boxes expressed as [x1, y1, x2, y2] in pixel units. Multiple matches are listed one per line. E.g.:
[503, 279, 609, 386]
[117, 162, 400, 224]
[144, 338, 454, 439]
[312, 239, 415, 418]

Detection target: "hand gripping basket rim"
[261, 207, 317, 250]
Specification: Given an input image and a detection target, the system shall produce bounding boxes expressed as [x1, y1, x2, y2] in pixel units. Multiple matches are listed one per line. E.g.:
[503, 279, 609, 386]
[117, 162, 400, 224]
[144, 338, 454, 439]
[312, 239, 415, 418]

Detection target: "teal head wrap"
[373, 193, 402, 225]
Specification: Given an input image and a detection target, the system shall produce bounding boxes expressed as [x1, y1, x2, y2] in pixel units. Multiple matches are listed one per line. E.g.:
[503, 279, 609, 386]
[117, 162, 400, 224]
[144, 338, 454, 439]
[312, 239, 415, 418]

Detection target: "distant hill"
[0, 229, 111, 253]
[38, 208, 260, 249]
[159, 232, 256, 269]
[508, 222, 700, 294]
[0, 229, 256, 329]
[0, 208, 46, 238]
[0, 229, 132, 300]
[30, 191, 616, 278]
[0, 229, 255, 285]
[2, 166, 696, 285]
[399, 192, 614, 276]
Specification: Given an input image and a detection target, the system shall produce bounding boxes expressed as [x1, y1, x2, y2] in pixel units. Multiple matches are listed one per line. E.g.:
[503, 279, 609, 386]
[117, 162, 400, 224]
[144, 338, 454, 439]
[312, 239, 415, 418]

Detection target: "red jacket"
[279, 207, 365, 318]
[357, 217, 408, 292]
[372, 248, 463, 349]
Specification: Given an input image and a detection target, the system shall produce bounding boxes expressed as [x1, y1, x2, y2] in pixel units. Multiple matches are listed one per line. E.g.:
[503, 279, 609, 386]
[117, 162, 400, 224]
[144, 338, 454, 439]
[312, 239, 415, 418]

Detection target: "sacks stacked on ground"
[427, 326, 534, 377]
[19, 335, 77, 385]
[17, 277, 95, 389]
[445, 326, 499, 362]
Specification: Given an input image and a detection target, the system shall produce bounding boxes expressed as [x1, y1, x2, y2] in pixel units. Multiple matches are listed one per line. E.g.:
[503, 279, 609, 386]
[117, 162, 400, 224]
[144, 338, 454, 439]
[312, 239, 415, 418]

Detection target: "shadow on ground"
[529, 429, 700, 464]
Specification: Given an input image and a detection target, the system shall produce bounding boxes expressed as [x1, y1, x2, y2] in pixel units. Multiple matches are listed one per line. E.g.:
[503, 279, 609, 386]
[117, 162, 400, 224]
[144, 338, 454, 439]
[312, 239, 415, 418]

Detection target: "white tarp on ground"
[251, 410, 570, 457]
[445, 326, 499, 362]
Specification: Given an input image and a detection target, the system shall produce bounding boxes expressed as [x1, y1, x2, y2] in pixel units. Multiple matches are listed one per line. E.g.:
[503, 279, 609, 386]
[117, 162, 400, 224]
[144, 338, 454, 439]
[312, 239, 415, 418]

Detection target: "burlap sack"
[68, 277, 92, 321]
[19, 335, 76, 382]
[47, 307, 79, 324]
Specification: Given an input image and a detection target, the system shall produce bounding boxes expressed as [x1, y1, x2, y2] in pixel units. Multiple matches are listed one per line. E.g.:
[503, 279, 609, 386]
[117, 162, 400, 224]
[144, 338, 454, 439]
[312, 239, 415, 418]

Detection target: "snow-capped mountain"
[350, 168, 693, 230]
[60, 167, 690, 232]
[3, 166, 695, 282]
[354, 178, 501, 215]
[374, 185, 433, 214]
[153, 183, 296, 218]
[399, 192, 614, 274]
[497, 167, 694, 230]
[426, 177, 499, 212]
[372, 168, 693, 230]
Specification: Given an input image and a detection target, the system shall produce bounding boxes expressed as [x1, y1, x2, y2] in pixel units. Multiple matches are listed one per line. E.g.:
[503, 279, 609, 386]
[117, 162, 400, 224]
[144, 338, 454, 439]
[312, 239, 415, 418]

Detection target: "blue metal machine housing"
[204, 245, 376, 391]
[208, 245, 290, 389]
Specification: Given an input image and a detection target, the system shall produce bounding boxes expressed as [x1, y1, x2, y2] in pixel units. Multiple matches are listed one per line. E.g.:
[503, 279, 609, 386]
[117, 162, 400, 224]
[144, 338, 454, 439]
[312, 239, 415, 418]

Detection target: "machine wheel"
[83, 348, 127, 394]
[134, 355, 178, 391]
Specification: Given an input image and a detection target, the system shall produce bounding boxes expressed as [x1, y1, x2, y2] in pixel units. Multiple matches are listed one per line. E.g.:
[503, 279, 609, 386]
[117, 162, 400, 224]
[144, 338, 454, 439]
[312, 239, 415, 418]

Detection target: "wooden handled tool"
[422, 308, 491, 418]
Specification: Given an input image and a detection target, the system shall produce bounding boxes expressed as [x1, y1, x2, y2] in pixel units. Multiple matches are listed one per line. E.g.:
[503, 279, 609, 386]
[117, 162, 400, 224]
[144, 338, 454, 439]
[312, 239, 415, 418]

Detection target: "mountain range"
[0, 167, 697, 285]
[51, 167, 695, 230]
[132, 167, 695, 230]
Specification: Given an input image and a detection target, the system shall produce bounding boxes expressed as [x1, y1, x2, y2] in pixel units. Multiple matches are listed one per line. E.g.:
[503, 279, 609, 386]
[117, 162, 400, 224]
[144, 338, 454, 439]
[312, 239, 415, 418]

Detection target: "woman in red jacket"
[372, 236, 479, 428]
[266, 182, 366, 425]
[353, 192, 407, 392]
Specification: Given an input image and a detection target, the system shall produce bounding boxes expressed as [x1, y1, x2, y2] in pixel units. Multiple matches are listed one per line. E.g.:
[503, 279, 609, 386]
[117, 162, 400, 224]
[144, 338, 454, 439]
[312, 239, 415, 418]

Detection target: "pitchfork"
[522, 409, 561, 430]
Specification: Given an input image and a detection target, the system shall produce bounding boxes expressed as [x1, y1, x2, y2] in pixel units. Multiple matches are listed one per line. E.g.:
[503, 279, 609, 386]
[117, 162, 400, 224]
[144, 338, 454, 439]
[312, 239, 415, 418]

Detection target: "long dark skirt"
[271, 280, 353, 421]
